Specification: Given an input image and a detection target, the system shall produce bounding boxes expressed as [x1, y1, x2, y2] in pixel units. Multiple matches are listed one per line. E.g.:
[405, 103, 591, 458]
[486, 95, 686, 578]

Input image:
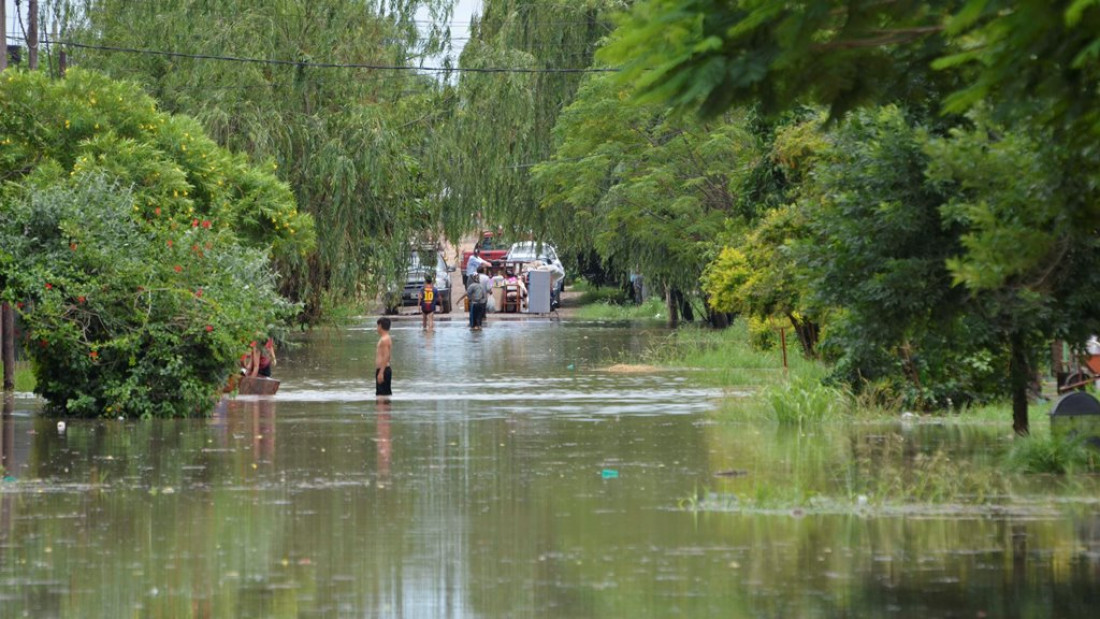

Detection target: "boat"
[237, 375, 280, 396]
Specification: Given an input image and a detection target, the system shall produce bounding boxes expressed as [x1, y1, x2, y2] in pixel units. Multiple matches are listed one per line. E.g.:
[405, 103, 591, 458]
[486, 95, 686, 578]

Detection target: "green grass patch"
[575, 296, 667, 321]
[7, 361, 36, 393]
[763, 379, 850, 425]
[642, 323, 829, 387]
[1005, 434, 1094, 474]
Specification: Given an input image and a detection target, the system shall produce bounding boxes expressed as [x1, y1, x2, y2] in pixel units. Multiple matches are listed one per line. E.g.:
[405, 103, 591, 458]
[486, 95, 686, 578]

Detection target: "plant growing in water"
[764, 379, 849, 425]
[1005, 435, 1093, 475]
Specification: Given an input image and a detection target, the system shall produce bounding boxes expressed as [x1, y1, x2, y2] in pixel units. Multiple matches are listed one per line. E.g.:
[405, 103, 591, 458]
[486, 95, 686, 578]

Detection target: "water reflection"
[0, 321, 1097, 616]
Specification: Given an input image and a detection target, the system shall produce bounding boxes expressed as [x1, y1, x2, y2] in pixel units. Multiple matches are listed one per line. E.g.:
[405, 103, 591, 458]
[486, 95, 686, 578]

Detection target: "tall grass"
[1005, 435, 1093, 474]
[8, 361, 36, 393]
[643, 323, 829, 388]
[763, 379, 849, 425]
[575, 297, 667, 321]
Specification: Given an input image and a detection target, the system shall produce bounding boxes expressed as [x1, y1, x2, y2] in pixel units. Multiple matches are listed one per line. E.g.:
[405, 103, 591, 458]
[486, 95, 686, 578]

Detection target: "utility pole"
[28, 0, 39, 70]
[1, 304, 12, 391]
[0, 1, 8, 390]
[1, 0, 7, 71]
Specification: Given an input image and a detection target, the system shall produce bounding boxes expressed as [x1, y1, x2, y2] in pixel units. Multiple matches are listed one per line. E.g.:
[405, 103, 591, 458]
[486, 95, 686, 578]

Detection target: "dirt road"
[385, 237, 581, 321]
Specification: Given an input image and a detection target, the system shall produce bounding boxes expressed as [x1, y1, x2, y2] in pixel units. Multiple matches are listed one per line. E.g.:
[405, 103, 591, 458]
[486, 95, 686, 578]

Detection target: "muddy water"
[1, 320, 1098, 617]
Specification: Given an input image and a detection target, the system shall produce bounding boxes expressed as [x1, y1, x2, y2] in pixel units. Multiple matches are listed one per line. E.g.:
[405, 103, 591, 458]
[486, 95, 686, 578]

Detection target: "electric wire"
[45, 39, 618, 74]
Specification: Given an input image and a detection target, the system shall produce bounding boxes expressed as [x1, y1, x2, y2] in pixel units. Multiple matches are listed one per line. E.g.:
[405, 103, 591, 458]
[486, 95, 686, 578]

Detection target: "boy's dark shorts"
[375, 367, 392, 397]
[421, 302, 435, 314]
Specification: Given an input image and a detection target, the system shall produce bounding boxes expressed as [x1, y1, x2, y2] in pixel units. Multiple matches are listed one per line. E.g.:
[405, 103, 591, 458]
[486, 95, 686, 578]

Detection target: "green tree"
[67, 0, 451, 318]
[433, 0, 613, 246]
[601, 0, 1100, 133]
[0, 69, 306, 417]
[924, 113, 1100, 432]
[603, 0, 1100, 432]
[702, 112, 830, 354]
[533, 72, 759, 322]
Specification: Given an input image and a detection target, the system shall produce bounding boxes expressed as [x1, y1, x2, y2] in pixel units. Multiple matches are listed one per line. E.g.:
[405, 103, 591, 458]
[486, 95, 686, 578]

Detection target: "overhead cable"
[51, 39, 618, 74]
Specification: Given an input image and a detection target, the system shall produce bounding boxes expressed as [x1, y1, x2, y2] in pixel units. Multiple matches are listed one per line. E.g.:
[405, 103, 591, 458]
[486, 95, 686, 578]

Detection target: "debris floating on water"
[605, 364, 658, 374]
[600, 469, 619, 479]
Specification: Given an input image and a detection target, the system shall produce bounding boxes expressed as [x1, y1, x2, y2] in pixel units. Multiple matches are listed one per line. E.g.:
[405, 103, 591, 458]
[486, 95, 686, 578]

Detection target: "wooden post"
[780, 328, 789, 375]
[1, 303, 13, 391]
[28, 0, 40, 70]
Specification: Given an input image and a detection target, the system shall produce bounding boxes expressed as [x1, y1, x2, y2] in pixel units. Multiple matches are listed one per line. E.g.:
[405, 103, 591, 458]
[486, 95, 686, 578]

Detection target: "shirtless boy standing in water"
[375, 317, 393, 400]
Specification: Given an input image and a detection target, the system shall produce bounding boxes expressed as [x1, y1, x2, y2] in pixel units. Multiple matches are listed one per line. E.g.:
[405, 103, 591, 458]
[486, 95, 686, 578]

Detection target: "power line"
[50, 39, 618, 74]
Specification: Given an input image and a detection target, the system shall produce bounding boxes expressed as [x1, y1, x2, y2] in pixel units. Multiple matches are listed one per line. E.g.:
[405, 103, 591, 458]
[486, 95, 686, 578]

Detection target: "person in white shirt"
[465, 248, 490, 285]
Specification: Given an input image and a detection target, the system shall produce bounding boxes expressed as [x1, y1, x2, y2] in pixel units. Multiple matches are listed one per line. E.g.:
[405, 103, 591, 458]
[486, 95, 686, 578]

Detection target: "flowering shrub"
[0, 70, 312, 417]
[1, 178, 294, 417]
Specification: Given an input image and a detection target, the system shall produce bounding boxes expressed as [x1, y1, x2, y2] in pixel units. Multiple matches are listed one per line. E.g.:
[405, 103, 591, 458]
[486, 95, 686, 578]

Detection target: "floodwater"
[1, 319, 1098, 617]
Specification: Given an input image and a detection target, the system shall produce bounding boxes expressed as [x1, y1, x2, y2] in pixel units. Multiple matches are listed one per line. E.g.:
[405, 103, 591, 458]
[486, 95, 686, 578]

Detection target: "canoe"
[238, 376, 280, 396]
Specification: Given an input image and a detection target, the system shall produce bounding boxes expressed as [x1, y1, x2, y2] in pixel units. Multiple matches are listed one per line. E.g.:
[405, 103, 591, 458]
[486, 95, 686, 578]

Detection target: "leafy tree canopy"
[533, 72, 759, 296]
[601, 0, 1100, 136]
[0, 69, 306, 417]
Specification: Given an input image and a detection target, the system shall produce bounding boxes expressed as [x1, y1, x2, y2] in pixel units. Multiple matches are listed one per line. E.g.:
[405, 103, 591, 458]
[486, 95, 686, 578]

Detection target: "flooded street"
[2, 320, 1099, 617]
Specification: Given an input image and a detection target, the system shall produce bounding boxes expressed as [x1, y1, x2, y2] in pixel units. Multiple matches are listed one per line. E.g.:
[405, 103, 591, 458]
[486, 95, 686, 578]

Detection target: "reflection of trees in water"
[461, 415, 715, 617]
[701, 420, 1100, 615]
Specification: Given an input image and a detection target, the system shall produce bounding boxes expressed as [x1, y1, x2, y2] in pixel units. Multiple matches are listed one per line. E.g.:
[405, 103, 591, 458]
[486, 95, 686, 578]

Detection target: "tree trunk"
[2, 303, 13, 391]
[786, 312, 819, 358]
[706, 302, 732, 329]
[665, 286, 679, 328]
[675, 290, 694, 322]
[1009, 331, 1030, 436]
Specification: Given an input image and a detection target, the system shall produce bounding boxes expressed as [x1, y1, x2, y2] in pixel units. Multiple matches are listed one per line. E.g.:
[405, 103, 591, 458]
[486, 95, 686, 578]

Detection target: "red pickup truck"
[460, 232, 510, 273]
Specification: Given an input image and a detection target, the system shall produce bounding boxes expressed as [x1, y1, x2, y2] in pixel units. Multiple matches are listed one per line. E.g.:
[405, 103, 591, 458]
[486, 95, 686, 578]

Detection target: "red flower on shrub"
[45, 283, 53, 290]
[70, 243, 78, 251]
[195, 288, 203, 298]
[174, 265, 182, 273]
[89, 350, 98, 359]
[205, 325, 214, 332]
[167, 240, 173, 248]
[77, 296, 86, 304]
[16, 302, 24, 309]
[39, 339, 48, 348]
[192, 244, 200, 253]
[191, 219, 199, 228]
[155, 207, 161, 216]
[201, 220, 211, 229]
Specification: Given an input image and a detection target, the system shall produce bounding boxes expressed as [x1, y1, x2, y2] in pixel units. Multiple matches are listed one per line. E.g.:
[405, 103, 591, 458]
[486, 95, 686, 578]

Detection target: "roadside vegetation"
[1, 71, 310, 417]
[13, 362, 35, 393]
[5, 0, 1100, 438]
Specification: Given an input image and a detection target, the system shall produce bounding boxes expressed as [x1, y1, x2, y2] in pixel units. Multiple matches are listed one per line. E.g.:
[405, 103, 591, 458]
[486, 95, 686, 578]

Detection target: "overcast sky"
[5, 0, 484, 65]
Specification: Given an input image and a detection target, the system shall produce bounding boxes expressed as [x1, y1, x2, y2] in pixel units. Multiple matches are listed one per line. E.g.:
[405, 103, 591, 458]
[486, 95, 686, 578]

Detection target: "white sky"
[4, 0, 23, 46]
[422, 0, 482, 67]
[5, 1, 484, 60]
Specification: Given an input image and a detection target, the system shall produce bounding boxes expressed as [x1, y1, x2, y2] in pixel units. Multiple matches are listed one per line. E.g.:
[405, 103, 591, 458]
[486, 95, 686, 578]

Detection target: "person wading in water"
[418, 274, 436, 331]
[375, 317, 392, 401]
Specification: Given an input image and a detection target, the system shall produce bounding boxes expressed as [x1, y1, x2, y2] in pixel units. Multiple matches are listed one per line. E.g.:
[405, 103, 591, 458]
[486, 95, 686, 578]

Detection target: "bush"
[0, 69, 312, 418]
[764, 379, 849, 425]
[1005, 435, 1093, 475]
[2, 178, 294, 418]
